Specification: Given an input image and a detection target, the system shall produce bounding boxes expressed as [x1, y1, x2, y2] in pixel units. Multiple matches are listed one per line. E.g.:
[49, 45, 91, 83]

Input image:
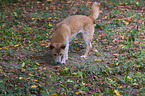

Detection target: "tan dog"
[50, 2, 99, 64]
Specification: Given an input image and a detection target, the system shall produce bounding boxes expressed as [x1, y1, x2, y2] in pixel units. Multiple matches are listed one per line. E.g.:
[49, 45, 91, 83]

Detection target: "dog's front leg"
[61, 43, 69, 63]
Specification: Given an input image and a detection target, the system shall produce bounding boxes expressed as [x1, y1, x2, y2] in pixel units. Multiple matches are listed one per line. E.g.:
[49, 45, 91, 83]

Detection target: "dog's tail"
[89, 2, 99, 20]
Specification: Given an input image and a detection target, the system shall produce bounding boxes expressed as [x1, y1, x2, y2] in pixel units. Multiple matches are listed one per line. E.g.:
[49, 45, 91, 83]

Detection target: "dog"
[50, 2, 99, 64]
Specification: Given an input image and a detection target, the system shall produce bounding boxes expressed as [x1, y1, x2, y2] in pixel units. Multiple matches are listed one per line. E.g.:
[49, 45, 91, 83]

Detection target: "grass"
[0, 0, 145, 95]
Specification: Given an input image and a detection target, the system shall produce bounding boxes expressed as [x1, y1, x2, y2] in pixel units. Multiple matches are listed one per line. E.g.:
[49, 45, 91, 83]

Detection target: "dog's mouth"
[53, 55, 63, 64]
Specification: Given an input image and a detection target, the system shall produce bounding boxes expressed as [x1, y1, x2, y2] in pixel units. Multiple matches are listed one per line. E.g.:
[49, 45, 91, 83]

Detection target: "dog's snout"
[56, 61, 61, 64]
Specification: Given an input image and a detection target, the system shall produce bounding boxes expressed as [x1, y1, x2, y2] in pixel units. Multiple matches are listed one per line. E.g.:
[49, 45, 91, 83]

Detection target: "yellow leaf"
[40, 43, 45, 46]
[82, 57, 87, 59]
[21, 68, 26, 72]
[72, 72, 77, 75]
[47, 0, 52, 2]
[19, 77, 23, 80]
[75, 47, 79, 51]
[136, 2, 139, 5]
[14, 44, 19, 47]
[125, 21, 129, 25]
[37, 1, 40, 4]
[54, 17, 59, 19]
[29, 74, 33, 76]
[3, 47, 8, 50]
[122, 20, 129, 25]
[75, 75, 80, 77]
[99, 10, 103, 13]
[127, 76, 132, 79]
[104, 16, 108, 19]
[136, 65, 141, 68]
[93, 49, 98, 53]
[79, 91, 87, 94]
[48, 23, 52, 26]
[122, 34, 126, 39]
[140, 33, 144, 36]
[113, 54, 119, 56]
[64, 67, 69, 71]
[35, 79, 38, 82]
[94, 59, 101, 61]
[35, 61, 40, 65]
[116, 62, 119, 65]
[121, 45, 125, 48]
[13, 12, 17, 16]
[75, 92, 80, 95]
[119, 86, 122, 88]
[48, 17, 52, 19]
[51, 93, 57, 96]
[21, 62, 25, 67]
[31, 85, 37, 89]
[114, 90, 120, 96]
[46, 7, 49, 10]
[32, 18, 35, 20]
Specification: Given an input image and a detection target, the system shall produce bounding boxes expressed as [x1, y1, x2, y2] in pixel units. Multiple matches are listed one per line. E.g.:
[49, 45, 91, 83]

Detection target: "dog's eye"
[54, 54, 57, 56]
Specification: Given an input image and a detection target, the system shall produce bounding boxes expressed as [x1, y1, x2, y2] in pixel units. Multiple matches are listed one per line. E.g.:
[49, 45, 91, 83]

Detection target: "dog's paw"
[80, 55, 87, 58]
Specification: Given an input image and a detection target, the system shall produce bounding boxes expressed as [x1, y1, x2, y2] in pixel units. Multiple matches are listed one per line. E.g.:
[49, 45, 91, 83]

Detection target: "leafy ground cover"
[0, 0, 145, 95]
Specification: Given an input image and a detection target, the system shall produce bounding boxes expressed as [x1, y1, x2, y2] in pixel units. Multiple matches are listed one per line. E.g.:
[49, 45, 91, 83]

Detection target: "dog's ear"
[61, 44, 66, 49]
[50, 44, 54, 50]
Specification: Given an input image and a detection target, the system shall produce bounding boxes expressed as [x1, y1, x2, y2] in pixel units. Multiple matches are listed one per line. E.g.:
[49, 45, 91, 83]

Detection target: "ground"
[0, 0, 145, 95]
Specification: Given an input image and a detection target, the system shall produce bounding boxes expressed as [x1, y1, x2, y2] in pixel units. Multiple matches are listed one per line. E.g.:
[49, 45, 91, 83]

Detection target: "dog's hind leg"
[81, 27, 94, 58]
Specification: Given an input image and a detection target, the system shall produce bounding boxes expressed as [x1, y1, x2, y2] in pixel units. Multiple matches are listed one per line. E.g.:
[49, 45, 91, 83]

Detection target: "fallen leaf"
[3, 47, 8, 50]
[72, 72, 77, 75]
[51, 93, 57, 95]
[19, 77, 23, 80]
[94, 59, 101, 61]
[21, 68, 26, 72]
[48, 23, 52, 26]
[48, 17, 52, 19]
[35, 79, 38, 82]
[113, 54, 119, 56]
[46, 7, 49, 10]
[14, 44, 19, 47]
[127, 76, 132, 79]
[75, 92, 80, 95]
[136, 2, 139, 5]
[13, 12, 17, 16]
[99, 10, 103, 13]
[93, 49, 98, 53]
[21, 62, 25, 67]
[31, 85, 37, 89]
[114, 90, 120, 96]
[35, 61, 40, 65]
[64, 67, 69, 71]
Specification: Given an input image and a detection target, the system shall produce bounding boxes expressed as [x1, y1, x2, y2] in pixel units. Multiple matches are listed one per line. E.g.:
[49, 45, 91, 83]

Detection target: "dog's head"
[50, 43, 66, 64]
